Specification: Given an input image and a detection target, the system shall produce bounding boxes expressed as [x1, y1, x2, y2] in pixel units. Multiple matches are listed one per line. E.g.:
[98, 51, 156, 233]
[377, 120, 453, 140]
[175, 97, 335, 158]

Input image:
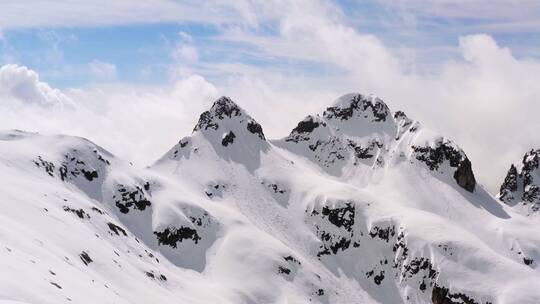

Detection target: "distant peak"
[323, 93, 390, 122]
[192, 96, 266, 140]
[499, 148, 540, 210]
[209, 96, 242, 118]
[193, 96, 245, 132]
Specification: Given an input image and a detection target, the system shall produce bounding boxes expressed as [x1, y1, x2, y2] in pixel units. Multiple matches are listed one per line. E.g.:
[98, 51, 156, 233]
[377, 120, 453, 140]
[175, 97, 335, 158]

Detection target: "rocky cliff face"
[499, 149, 540, 212]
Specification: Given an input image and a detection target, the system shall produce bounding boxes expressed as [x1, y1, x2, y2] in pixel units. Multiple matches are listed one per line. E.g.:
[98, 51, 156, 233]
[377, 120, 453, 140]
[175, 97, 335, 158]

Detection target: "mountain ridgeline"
[1, 93, 539, 304]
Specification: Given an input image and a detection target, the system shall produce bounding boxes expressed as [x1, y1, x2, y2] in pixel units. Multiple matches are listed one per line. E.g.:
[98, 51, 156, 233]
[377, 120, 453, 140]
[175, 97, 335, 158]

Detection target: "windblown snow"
[1, 94, 540, 304]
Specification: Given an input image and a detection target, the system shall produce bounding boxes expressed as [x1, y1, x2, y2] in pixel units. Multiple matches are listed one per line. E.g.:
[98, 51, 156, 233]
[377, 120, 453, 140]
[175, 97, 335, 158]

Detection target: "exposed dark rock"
[323, 94, 390, 122]
[107, 222, 127, 236]
[394, 111, 415, 140]
[432, 285, 481, 304]
[79, 251, 93, 265]
[179, 139, 189, 148]
[34, 150, 108, 185]
[91, 207, 104, 214]
[210, 97, 242, 119]
[303, 136, 348, 168]
[419, 280, 427, 292]
[221, 131, 236, 147]
[453, 158, 476, 192]
[308, 202, 359, 257]
[393, 111, 407, 120]
[246, 120, 266, 140]
[318, 235, 352, 257]
[392, 231, 409, 269]
[63, 206, 88, 219]
[81, 169, 98, 181]
[403, 257, 437, 280]
[278, 266, 291, 275]
[194, 111, 219, 131]
[283, 255, 301, 265]
[193, 96, 242, 131]
[369, 225, 396, 242]
[347, 140, 382, 160]
[285, 116, 327, 143]
[498, 149, 540, 209]
[373, 271, 385, 285]
[33, 156, 55, 177]
[413, 139, 476, 192]
[500, 164, 518, 201]
[267, 183, 286, 194]
[412, 142, 463, 170]
[292, 117, 323, 134]
[320, 203, 355, 232]
[204, 182, 228, 198]
[113, 184, 151, 214]
[187, 211, 212, 228]
[154, 226, 201, 248]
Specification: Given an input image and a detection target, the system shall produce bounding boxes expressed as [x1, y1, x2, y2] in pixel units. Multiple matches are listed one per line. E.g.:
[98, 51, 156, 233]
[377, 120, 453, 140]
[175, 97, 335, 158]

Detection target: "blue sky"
[0, 0, 540, 192]
[1, 0, 539, 88]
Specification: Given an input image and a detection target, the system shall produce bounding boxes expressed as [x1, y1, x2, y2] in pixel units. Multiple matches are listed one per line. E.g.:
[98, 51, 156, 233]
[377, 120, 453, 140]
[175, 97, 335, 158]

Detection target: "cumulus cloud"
[0, 65, 218, 165]
[0, 64, 71, 105]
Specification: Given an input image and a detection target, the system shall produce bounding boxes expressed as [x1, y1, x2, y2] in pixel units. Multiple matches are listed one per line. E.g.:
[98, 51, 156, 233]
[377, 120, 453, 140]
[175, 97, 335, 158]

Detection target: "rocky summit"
[499, 149, 540, 213]
[1, 94, 540, 304]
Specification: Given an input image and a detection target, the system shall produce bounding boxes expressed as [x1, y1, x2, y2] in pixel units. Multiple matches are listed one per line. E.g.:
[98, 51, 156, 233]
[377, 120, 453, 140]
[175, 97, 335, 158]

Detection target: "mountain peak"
[157, 96, 268, 169]
[192, 96, 265, 140]
[323, 93, 391, 123]
[193, 96, 242, 132]
[499, 148, 540, 211]
[209, 96, 242, 119]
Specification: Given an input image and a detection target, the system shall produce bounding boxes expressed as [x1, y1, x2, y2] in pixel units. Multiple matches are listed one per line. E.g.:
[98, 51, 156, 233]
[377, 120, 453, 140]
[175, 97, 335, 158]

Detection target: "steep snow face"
[499, 149, 540, 213]
[2, 95, 540, 304]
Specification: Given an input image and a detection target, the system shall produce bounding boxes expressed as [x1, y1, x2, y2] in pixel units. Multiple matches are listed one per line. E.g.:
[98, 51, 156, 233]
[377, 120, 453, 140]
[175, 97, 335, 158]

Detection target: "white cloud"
[0, 64, 72, 105]
[88, 60, 118, 80]
[0, 65, 217, 165]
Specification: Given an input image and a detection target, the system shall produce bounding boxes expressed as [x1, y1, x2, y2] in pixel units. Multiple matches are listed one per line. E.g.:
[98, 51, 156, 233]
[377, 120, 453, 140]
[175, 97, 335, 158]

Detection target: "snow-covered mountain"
[2, 94, 540, 304]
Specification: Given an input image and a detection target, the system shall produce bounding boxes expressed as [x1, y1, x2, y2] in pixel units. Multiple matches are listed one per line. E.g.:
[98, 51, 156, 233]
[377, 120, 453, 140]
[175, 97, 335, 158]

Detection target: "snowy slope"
[2, 94, 540, 304]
